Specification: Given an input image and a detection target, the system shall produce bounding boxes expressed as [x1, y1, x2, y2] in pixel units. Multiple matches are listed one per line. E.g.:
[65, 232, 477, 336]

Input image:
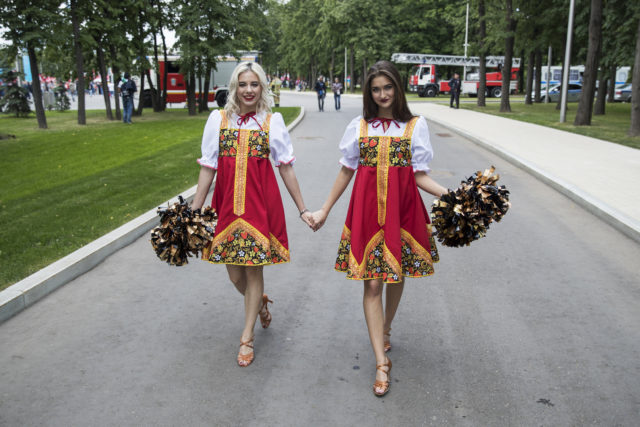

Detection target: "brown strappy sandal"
[237, 337, 254, 367]
[384, 327, 392, 353]
[259, 294, 273, 329]
[373, 358, 392, 397]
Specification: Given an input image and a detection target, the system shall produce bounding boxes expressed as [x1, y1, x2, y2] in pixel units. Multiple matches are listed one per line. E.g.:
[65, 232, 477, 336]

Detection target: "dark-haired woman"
[310, 60, 448, 396]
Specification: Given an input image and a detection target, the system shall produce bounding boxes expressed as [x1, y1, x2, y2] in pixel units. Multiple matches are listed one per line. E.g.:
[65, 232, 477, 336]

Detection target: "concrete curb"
[424, 116, 640, 245]
[0, 106, 306, 324]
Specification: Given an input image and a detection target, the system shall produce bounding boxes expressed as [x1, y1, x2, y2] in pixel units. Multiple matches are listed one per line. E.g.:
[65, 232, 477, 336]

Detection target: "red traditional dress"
[198, 110, 295, 266]
[335, 116, 439, 283]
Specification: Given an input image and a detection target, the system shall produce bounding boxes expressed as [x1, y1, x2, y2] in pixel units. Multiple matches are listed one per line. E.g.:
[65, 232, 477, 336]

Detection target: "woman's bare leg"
[383, 278, 405, 345]
[363, 279, 390, 394]
[226, 264, 248, 295]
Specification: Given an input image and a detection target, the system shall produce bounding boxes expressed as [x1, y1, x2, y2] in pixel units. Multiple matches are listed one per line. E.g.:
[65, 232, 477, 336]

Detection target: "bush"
[0, 70, 31, 117]
[53, 85, 71, 111]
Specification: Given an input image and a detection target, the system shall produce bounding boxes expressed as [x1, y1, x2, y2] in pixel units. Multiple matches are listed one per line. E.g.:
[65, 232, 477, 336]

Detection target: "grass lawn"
[459, 100, 639, 150]
[0, 106, 300, 290]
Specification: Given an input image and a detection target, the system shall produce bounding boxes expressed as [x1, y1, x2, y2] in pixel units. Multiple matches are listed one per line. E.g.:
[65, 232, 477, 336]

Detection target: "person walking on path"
[315, 76, 327, 112]
[309, 61, 448, 396]
[119, 72, 136, 124]
[191, 62, 313, 368]
[269, 74, 282, 107]
[332, 77, 343, 111]
[449, 72, 461, 109]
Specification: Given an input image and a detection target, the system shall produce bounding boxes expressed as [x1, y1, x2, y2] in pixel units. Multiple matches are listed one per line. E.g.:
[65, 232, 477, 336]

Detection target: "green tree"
[500, 0, 516, 112]
[574, 0, 603, 126]
[630, 17, 640, 136]
[0, 0, 62, 128]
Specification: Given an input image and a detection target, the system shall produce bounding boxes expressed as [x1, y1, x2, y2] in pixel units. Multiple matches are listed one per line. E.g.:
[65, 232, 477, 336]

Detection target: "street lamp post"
[546, 45, 552, 103]
[463, 0, 470, 79]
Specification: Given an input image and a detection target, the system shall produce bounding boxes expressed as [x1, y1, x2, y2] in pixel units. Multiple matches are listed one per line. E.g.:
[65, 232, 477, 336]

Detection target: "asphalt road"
[1, 91, 639, 426]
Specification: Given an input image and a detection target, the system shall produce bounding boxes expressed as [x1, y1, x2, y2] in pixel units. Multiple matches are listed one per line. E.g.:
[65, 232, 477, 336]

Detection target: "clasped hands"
[300, 208, 327, 232]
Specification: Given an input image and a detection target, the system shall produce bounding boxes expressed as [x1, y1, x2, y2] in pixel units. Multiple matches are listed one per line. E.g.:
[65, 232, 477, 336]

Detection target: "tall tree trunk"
[109, 45, 122, 120]
[145, 69, 158, 111]
[556, 57, 565, 110]
[575, 0, 603, 126]
[500, 0, 515, 113]
[200, 63, 211, 113]
[349, 45, 355, 93]
[187, 72, 197, 116]
[607, 64, 616, 103]
[136, 72, 145, 116]
[477, 0, 487, 107]
[534, 48, 542, 102]
[96, 45, 113, 120]
[518, 48, 525, 93]
[134, 9, 145, 117]
[594, 68, 607, 115]
[362, 57, 367, 88]
[329, 50, 335, 82]
[525, 50, 534, 104]
[152, 30, 162, 111]
[70, 0, 85, 125]
[629, 19, 640, 136]
[27, 43, 47, 129]
[155, 0, 168, 110]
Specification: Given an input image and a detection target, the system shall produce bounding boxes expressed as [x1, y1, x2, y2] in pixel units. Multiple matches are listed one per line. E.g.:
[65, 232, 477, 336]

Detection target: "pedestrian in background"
[332, 77, 343, 111]
[119, 72, 137, 124]
[191, 62, 313, 368]
[270, 74, 282, 107]
[449, 72, 461, 109]
[315, 76, 326, 112]
[310, 60, 447, 396]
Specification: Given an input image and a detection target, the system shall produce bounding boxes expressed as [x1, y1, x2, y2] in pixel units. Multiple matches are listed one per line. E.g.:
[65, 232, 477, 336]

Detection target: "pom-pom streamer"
[431, 166, 510, 247]
[150, 196, 218, 266]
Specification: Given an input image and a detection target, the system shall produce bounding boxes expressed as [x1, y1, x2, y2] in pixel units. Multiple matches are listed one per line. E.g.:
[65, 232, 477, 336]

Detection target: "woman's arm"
[191, 167, 217, 210]
[278, 164, 313, 226]
[415, 171, 448, 197]
[310, 166, 355, 231]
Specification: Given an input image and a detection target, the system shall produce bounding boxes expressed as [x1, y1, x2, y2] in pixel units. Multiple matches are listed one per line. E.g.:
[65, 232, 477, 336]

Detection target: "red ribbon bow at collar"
[236, 112, 263, 130]
[368, 117, 399, 133]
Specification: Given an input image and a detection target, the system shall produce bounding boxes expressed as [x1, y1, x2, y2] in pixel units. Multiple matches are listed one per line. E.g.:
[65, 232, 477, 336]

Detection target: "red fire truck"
[391, 53, 520, 98]
[145, 52, 260, 107]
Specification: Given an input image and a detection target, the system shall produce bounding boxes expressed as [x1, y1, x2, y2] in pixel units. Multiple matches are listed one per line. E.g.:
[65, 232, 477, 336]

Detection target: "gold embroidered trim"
[220, 110, 228, 129]
[203, 218, 290, 264]
[402, 116, 418, 139]
[376, 136, 391, 227]
[400, 228, 433, 266]
[269, 232, 289, 260]
[347, 229, 384, 278]
[233, 130, 250, 216]
[360, 118, 369, 138]
[382, 241, 402, 276]
[263, 113, 272, 133]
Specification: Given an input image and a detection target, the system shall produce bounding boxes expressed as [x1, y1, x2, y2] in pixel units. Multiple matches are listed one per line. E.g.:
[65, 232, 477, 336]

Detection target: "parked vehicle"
[142, 52, 260, 107]
[462, 68, 519, 98]
[392, 53, 520, 98]
[614, 83, 632, 102]
[538, 83, 582, 102]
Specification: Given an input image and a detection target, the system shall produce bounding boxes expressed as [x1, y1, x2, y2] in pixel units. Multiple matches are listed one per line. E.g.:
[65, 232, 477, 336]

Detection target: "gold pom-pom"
[431, 166, 510, 247]
[150, 196, 218, 266]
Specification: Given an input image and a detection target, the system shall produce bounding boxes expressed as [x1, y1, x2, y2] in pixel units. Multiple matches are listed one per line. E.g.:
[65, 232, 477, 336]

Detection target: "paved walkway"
[2, 92, 640, 426]
[410, 102, 640, 243]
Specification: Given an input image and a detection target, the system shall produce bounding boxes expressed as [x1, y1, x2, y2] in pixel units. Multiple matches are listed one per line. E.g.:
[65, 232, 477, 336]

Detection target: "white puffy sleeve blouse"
[337, 115, 434, 173]
[197, 110, 295, 169]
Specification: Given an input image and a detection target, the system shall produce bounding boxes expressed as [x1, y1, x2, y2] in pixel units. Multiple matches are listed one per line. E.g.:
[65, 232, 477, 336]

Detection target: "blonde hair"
[224, 62, 272, 116]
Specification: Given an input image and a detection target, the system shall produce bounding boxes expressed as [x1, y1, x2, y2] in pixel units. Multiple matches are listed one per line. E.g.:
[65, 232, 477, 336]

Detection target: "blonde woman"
[192, 62, 312, 367]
